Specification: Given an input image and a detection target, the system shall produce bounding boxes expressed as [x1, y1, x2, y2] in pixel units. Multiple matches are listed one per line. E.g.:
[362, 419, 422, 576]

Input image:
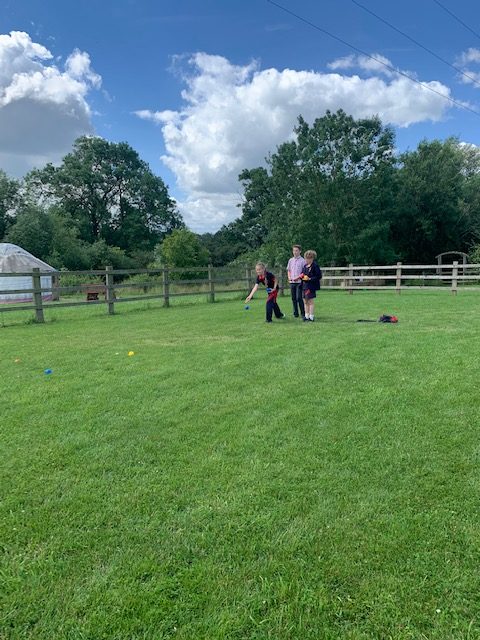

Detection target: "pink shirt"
[287, 256, 306, 283]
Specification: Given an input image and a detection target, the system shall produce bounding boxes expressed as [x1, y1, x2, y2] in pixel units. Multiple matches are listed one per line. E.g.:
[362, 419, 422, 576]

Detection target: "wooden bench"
[85, 284, 106, 301]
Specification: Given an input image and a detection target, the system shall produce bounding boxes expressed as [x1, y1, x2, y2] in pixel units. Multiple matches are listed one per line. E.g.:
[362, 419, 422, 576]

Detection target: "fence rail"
[1, 262, 479, 322]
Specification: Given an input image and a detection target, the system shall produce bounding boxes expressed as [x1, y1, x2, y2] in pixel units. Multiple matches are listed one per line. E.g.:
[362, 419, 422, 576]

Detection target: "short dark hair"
[292, 244, 302, 250]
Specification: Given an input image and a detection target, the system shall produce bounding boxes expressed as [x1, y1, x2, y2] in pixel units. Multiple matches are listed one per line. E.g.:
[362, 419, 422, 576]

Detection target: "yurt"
[0, 243, 56, 303]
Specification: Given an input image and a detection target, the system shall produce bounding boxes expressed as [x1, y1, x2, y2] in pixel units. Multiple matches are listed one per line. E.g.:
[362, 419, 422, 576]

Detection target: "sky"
[2, 0, 480, 232]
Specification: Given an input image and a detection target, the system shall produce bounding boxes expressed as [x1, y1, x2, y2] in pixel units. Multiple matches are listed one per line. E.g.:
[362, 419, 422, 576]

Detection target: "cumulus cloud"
[65, 49, 102, 88]
[456, 48, 480, 66]
[136, 52, 455, 232]
[327, 53, 396, 77]
[455, 47, 480, 86]
[176, 192, 242, 230]
[0, 31, 101, 177]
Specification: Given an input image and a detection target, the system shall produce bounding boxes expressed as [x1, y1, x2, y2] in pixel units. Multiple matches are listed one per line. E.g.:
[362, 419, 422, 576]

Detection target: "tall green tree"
[237, 110, 398, 266]
[24, 137, 183, 254]
[457, 143, 480, 248]
[293, 111, 397, 264]
[393, 139, 472, 263]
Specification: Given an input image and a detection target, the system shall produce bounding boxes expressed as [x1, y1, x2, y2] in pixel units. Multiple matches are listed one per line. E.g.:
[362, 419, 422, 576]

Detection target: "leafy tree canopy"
[23, 136, 183, 254]
[157, 228, 210, 272]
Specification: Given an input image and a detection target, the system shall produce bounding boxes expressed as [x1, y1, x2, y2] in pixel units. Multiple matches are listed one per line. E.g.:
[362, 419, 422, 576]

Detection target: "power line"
[432, 0, 480, 42]
[352, 0, 480, 89]
[265, 0, 480, 118]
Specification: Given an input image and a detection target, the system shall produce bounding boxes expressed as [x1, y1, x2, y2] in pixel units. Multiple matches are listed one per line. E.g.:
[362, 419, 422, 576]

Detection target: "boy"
[245, 263, 285, 323]
[287, 244, 306, 319]
[300, 250, 322, 322]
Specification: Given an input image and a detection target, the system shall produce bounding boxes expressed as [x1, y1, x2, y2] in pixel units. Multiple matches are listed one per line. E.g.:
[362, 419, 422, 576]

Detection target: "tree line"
[0, 136, 183, 270]
[2, 110, 480, 271]
[204, 110, 480, 268]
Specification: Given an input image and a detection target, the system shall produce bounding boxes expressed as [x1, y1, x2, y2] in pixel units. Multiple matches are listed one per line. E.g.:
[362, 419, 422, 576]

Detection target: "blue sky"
[2, 0, 480, 231]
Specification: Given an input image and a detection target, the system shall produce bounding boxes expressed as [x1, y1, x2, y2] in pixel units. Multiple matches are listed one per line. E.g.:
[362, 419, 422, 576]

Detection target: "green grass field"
[1, 291, 480, 640]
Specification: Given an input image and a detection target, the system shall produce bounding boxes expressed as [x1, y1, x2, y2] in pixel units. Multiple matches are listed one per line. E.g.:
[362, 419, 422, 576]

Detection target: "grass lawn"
[1, 291, 480, 639]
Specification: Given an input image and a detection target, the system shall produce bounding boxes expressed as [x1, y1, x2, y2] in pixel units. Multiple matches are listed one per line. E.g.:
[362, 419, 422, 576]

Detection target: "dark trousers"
[266, 295, 283, 322]
[290, 283, 305, 317]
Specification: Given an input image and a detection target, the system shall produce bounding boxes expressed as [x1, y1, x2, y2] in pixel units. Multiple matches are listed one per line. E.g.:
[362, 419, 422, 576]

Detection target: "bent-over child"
[245, 263, 285, 323]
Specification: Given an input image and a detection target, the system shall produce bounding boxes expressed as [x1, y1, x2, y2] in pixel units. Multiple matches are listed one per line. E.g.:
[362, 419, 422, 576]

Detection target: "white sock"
[310, 315, 314, 320]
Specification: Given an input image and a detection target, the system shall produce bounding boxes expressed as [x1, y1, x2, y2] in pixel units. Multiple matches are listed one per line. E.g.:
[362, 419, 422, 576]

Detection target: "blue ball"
[244, 305, 250, 310]
[44, 368, 52, 375]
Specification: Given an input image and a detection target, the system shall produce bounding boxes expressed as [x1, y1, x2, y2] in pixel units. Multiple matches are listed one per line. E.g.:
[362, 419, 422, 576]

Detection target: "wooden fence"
[1, 261, 479, 323]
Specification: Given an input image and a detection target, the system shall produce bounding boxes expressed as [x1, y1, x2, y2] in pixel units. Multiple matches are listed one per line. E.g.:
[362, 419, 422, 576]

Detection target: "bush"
[155, 229, 210, 280]
[86, 240, 137, 270]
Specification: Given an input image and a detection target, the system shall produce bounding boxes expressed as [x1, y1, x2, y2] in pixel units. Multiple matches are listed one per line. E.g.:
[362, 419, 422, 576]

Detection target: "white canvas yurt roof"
[0, 243, 55, 273]
[0, 243, 56, 303]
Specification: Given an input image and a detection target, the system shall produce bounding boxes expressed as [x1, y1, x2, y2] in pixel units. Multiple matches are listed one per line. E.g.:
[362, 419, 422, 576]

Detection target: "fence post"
[32, 267, 45, 323]
[105, 266, 115, 315]
[52, 272, 60, 301]
[208, 264, 215, 303]
[396, 262, 402, 294]
[162, 265, 170, 307]
[451, 260, 458, 295]
[348, 263, 354, 294]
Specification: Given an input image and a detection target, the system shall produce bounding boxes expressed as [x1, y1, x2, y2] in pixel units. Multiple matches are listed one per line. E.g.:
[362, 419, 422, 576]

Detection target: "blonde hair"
[304, 250, 317, 260]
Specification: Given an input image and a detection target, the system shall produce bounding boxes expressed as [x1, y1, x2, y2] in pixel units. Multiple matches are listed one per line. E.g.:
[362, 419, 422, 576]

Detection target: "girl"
[300, 250, 322, 322]
[245, 263, 285, 323]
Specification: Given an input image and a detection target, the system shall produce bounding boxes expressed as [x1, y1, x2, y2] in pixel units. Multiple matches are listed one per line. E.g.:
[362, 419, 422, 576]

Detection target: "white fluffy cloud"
[327, 53, 396, 77]
[0, 31, 101, 177]
[455, 48, 480, 86]
[137, 52, 455, 232]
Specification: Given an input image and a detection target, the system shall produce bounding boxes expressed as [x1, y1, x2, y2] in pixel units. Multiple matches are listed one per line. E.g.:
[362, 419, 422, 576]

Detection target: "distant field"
[1, 291, 480, 639]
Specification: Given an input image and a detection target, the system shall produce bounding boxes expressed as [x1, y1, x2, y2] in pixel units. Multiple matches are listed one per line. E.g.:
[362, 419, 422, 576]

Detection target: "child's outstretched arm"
[245, 283, 259, 302]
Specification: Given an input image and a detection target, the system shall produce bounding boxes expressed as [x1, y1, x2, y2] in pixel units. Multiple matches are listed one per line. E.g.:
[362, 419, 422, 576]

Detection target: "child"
[287, 244, 306, 319]
[245, 263, 285, 323]
[300, 250, 322, 322]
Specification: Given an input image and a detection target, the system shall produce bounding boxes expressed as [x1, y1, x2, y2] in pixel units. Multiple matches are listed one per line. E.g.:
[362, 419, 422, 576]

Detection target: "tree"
[237, 166, 273, 249]
[198, 231, 239, 266]
[0, 170, 19, 240]
[6, 205, 54, 260]
[393, 139, 472, 262]
[236, 110, 398, 266]
[157, 229, 210, 277]
[292, 111, 397, 264]
[457, 143, 480, 247]
[23, 137, 183, 255]
[85, 239, 136, 270]
[6, 204, 92, 269]
[44, 208, 92, 269]
[5, 204, 132, 269]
